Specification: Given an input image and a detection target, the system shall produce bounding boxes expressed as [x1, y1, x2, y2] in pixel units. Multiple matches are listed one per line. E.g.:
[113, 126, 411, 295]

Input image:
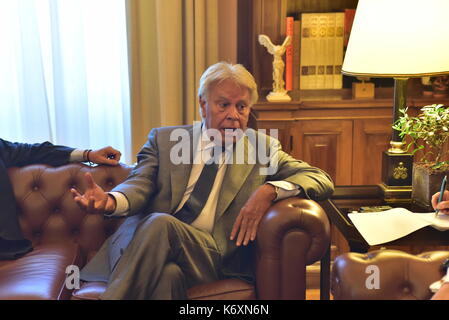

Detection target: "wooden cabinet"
[352, 119, 391, 185]
[256, 120, 293, 154]
[292, 119, 352, 185]
[253, 90, 449, 186]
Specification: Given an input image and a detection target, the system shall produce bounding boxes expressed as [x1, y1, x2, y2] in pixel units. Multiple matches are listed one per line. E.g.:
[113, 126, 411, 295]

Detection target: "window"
[0, 0, 131, 163]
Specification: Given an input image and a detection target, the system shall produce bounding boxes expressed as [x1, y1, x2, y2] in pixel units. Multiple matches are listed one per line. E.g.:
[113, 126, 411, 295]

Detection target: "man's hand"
[230, 184, 277, 246]
[432, 190, 449, 215]
[70, 172, 117, 214]
[88, 146, 121, 166]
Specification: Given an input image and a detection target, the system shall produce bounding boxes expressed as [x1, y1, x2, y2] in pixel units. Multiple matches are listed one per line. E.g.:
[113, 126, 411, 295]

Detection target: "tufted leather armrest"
[332, 250, 449, 300]
[255, 198, 330, 300]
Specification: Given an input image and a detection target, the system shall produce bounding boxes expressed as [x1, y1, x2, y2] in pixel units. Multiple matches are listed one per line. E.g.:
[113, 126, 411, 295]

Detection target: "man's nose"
[226, 105, 240, 120]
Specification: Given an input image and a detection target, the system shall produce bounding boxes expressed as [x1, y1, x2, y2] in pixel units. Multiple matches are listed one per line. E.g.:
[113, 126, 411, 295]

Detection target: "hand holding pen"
[432, 175, 448, 216]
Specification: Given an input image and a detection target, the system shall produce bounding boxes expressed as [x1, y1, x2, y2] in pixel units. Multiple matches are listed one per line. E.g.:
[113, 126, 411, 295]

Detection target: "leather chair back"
[9, 163, 131, 263]
[332, 250, 449, 300]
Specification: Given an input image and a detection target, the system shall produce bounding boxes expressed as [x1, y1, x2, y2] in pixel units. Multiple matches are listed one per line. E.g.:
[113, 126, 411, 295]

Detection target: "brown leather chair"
[331, 249, 449, 300]
[0, 163, 330, 300]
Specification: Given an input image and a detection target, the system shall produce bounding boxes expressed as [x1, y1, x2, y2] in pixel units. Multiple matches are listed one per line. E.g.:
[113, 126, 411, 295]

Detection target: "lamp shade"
[342, 0, 449, 77]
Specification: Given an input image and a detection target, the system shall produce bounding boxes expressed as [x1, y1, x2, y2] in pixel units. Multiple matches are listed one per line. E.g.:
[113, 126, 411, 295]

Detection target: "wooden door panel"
[352, 119, 392, 185]
[302, 134, 338, 179]
[257, 120, 293, 153]
[294, 120, 353, 185]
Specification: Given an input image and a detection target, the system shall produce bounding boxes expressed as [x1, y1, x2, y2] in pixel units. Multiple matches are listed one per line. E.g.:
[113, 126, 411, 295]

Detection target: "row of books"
[285, 9, 356, 91]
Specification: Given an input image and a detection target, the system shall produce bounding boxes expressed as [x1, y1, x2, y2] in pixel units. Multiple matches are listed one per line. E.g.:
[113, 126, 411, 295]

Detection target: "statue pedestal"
[266, 91, 291, 102]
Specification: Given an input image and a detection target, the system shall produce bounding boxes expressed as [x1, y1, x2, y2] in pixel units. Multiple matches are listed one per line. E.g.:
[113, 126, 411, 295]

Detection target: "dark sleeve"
[0, 138, 75, 168]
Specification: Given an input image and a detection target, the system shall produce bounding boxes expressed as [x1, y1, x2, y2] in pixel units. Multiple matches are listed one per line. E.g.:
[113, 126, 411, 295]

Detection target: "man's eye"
[219, 103, 229, 108]
[237, 104, 247, 111]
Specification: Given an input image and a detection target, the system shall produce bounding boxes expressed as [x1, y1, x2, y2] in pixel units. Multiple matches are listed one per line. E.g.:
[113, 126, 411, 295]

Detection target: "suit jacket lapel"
[215, 134, 256, 221]
[169, 123, 201, 212]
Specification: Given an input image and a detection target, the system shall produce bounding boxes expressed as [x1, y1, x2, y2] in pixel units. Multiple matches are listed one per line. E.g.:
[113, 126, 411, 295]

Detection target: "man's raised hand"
[70, 172, 116, 214]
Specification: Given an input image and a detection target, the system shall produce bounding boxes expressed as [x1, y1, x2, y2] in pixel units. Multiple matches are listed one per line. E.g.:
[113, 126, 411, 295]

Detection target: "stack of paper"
[348, 208, 449, 246]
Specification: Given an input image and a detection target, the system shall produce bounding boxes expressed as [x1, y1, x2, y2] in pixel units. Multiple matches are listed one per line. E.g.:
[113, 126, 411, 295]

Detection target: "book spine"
[344, 9, 356, 48]
[333, 12, 344, 89]
[324, 13, 336, 89]
[316, 14, 327, 89]
[299, 13, 311, 90]
[300, 13, 318, 90]
[293, 20, 301, 91]
[285, 17, 294, 91]
[308, 14, 319, 89]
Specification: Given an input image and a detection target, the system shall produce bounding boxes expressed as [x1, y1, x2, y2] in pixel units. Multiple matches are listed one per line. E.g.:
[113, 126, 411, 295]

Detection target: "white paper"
[348, 208, 449, 246]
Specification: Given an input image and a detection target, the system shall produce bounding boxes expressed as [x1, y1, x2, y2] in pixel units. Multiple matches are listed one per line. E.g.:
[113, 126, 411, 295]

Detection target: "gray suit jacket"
[81, 123, 334, 282]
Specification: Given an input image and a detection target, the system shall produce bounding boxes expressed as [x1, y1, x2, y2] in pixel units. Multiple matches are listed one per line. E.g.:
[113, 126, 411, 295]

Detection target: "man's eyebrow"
[215, 97, 249, 105]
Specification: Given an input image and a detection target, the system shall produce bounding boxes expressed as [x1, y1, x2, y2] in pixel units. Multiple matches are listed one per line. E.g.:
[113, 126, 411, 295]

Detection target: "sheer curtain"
[0, 0, 131, 163]
[127, 0, 219, 158]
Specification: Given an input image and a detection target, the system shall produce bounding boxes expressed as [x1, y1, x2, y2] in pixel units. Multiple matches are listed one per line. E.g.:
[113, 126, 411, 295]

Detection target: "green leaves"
[393, 104, 449, 166]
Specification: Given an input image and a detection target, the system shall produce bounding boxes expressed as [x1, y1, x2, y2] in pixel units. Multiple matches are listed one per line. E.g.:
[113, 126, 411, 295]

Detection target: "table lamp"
[342, 0, 449, 201]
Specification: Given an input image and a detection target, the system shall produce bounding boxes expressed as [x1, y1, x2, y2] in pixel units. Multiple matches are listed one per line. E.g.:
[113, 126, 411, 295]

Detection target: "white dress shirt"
[109, 125, 300, 232]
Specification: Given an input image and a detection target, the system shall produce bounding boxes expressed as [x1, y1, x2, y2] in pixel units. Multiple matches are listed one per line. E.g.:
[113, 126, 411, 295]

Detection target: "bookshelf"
[237, 0, 449, 186]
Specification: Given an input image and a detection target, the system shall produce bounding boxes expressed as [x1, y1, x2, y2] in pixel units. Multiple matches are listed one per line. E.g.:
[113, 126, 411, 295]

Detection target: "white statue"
[258, 34, 292, 102]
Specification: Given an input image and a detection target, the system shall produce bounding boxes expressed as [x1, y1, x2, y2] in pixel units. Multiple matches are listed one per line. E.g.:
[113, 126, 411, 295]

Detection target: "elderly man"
[72, 62, 334, 300]
[0, 139, 121, 259]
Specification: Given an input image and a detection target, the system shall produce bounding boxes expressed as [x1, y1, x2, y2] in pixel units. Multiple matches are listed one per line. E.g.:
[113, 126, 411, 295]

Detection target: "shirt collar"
[200, 122, 217, 152]
[199, 123, 235, 159]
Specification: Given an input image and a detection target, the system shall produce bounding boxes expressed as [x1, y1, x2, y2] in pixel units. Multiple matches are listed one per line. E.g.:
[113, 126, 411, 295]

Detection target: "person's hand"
[230, 184, 276, 246]
[70, 172, 117, 214]
[432, 190, 449, 215]
[88, 146, 121, 166]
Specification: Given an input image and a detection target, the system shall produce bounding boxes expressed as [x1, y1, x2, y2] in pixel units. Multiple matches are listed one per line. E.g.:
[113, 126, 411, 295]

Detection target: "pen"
[436, 175, 447, 217]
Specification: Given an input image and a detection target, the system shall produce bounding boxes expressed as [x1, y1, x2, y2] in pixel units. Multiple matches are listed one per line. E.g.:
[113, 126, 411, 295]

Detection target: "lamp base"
[352, 82, 375, 99]
[380, 150, 413, 203]
[379, 183, 412, 203]
[381, 151, 414, 186]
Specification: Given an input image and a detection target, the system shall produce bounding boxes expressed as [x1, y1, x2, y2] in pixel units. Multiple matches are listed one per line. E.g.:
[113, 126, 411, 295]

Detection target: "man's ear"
[199, 97, 207, 118]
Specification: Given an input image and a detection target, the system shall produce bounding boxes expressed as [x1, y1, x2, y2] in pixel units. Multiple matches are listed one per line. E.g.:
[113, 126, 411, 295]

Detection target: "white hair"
[198, 62, 258, 113]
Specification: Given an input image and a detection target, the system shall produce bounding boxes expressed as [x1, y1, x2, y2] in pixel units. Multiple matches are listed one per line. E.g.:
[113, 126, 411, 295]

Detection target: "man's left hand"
[230, 184, 276, 246]
[89, 146, 121, 166]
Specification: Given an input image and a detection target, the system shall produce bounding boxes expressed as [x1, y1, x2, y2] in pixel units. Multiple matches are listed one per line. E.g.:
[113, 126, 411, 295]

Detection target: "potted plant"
[393, 104, 449, 209]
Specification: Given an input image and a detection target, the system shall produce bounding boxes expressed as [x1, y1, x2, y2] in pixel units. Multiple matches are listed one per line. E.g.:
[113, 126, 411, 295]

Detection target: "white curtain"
[0, 0, 132, 163]
[127, 0, 219, 158]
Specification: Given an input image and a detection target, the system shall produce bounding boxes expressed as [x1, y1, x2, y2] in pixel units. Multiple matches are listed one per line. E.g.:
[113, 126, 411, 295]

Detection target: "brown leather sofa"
[0, 163, 330, 300]
[331, 249, 449, 300]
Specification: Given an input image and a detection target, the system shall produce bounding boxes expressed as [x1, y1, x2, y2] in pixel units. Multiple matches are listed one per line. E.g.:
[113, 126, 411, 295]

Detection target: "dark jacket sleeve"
[0, 138, 75, 168]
